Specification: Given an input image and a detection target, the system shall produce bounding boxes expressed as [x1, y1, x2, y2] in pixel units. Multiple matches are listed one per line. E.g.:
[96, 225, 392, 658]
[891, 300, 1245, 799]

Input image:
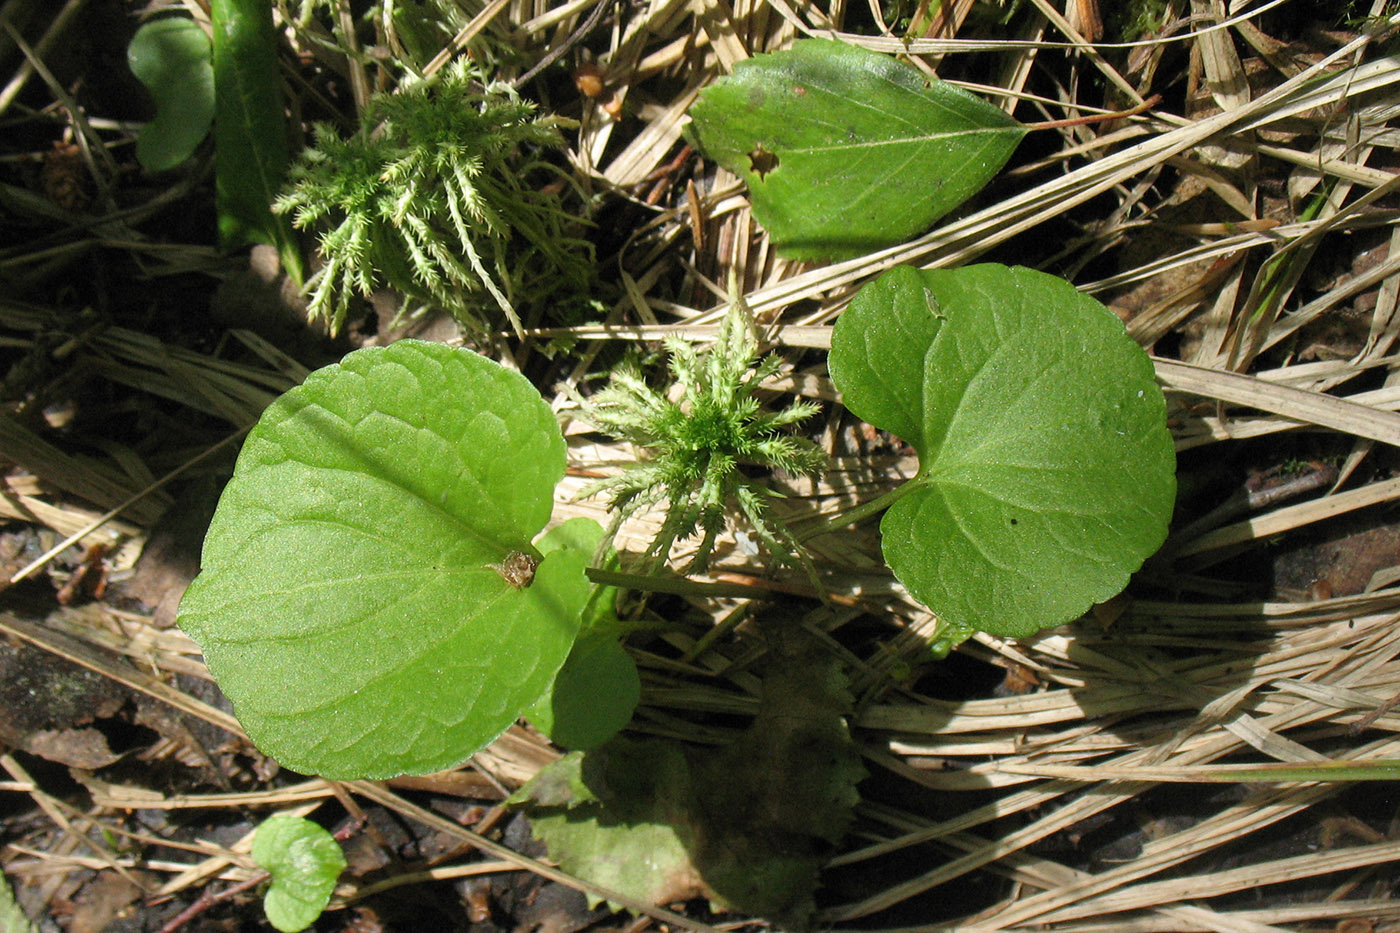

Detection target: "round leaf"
[178, 340, 584, 779]
[687, 39, 1026, 260]
[127, 17, 215, 172]
[829, 265, 1176, 638]
[252, 815, 346, 933]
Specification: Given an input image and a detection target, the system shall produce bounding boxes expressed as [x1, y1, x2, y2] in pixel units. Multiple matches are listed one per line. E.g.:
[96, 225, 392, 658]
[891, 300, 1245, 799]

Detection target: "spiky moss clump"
[574, 296, 826, 576]
[275, 58, 592, 336]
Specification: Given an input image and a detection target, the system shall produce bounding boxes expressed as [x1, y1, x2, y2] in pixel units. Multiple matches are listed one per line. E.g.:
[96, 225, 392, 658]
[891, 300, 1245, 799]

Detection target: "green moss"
[1105, 0, 1170, 42]
[572, 294, 824, 575]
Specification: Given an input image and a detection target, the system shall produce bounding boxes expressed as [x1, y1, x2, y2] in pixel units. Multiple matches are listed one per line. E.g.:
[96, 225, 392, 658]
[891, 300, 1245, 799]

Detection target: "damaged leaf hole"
[747, 144, 778, 179]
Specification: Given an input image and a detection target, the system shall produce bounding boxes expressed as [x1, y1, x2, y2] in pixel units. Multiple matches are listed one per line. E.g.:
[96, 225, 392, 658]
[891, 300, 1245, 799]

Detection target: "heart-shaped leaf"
[829, 265, 1175, 638]
[252, 815, 346, 933]
[179, 340, 585, 779]
[127, 17, 214, 172]
[686, 39, 1026, 260]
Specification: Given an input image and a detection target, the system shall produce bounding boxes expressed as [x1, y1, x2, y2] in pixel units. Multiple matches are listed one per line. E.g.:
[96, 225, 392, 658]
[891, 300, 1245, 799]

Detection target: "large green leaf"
[178, 340, 585, 779]
[127, 17, 214, 172]
[252, 815, 346, 933]
[211, 0, 303, 281]
[686, 39, 1026, 260]
[829, 265, 1176, 639]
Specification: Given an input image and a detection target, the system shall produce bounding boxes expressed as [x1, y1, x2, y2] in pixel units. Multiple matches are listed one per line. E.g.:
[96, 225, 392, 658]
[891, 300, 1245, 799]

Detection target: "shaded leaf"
[252, 815, 346, 933]
[211, 0, 303, 281]
[528, 635, 639, 751]
[127, 17, 214, 172]
[513, 625, 863, 929]
[701, 622, 865, 849]
[828, 264, 1176, 639]
[179, 340, 584, 779]
[514, 741, 706, 908]
[687, 39, 1026, 260]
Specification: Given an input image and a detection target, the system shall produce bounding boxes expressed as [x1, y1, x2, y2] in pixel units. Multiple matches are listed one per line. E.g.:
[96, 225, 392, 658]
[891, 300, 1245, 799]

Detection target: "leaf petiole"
[585, 566, 787, 599]
[792, 480, 921, 545]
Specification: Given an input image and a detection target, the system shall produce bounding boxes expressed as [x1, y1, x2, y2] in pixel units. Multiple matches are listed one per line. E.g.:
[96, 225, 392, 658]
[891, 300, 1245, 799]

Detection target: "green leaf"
[528, 518, 639, 750]
[127, 17, 214, 172]
[252, 815, 346, 933]
[534, 517, 623, 637]
[528, 635, 639, 751]
[0, 867, 36, 933]
[211, 0, 303, 282]
[686, 39, 1026, 260]
[829, 264, 1176, 639]
[178, 340, 585, 779]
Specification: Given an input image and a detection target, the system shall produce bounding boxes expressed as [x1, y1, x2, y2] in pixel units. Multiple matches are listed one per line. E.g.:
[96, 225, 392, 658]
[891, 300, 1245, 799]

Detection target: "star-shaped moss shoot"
[575, 292, 825, 576]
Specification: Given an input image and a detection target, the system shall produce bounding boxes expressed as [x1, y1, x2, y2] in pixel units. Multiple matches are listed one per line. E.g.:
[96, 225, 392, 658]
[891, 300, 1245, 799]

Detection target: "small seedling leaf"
[252, 815, 346, 933]
[127, 17, 214, 172]
[829, 265, 1175, 638]
[686, 39, 1026, 260]
[210, 0, 303, 281]
[179, 340, 585, 779]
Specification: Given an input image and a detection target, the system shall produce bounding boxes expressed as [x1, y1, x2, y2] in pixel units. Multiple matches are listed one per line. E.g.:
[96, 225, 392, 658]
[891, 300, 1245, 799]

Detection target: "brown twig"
[511, 0, 612, 89]
[1026, 93, 1163, 131]
[156, 874, 267, 933]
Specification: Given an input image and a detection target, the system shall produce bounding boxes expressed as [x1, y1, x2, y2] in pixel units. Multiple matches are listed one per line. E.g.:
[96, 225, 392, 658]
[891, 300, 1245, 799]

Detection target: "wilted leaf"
[514, 625, 863, 929]
[687, 39, 1026, 260]
[828, 264, 1176, 639]
[514, 741, 707, 908]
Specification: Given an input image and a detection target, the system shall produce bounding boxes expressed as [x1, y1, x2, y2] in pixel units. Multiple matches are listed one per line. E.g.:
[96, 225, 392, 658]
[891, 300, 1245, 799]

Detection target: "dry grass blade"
[0, 612, 242, 736]
[1156, 358, 1400, 446]
[997, 759, 1400, 783]
[1176, 475, 1400, 556]
[0, 415, 171, 527]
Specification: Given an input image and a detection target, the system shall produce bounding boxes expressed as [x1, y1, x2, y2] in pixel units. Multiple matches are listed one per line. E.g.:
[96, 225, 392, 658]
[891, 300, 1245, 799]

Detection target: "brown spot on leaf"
[489, 551, 538, 589]
[747, 145, 779, 179]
